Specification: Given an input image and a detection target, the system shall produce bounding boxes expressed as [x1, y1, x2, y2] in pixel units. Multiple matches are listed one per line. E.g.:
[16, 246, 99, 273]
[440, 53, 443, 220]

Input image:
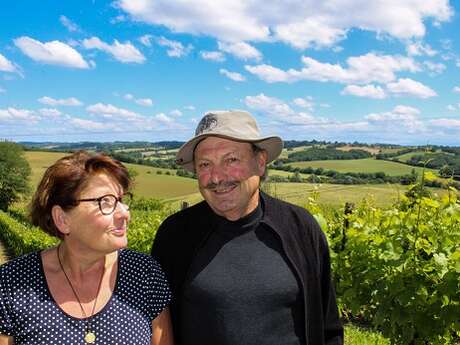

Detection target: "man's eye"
[198, 162, 209, 169]
[227, 157, 239, 163]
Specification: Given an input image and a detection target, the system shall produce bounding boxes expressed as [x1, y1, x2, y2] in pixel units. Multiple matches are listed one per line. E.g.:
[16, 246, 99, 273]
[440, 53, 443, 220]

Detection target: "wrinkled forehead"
[194, 136, 253, 158]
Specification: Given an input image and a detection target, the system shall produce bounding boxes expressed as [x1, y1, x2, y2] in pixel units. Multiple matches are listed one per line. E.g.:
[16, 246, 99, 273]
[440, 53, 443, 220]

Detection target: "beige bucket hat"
[176, 110, 283, 172]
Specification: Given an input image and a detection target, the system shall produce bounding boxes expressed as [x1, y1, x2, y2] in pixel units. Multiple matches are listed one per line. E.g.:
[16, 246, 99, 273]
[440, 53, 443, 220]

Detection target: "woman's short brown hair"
[30, 150, 131, 238]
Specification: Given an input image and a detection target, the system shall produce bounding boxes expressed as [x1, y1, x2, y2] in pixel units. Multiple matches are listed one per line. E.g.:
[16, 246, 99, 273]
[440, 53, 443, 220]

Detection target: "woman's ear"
[51, 205, 71, 236]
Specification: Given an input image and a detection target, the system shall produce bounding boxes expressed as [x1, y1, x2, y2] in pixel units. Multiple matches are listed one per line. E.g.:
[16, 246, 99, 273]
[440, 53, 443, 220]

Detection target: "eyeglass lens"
[100, 194, 132, 215]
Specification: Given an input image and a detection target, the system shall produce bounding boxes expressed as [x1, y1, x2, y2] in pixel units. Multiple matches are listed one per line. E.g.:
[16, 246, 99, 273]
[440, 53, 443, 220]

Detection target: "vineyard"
[0, 185, 459, 344]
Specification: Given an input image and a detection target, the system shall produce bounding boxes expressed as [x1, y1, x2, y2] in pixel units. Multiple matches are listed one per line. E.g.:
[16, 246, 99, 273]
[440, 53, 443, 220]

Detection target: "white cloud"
[123, 93, 153, 106]
[135, 98, 153, 106]
[292, 97, 314, 111]
[341, 84, 386, 99]
[156, 113, 173, 123]
[138, 34, 153, 47]
[430, 118, 460, 129]
[365, 105, 424, 133]
[200, 51, 225, 62]
[110, 15, 127, 24]
[170, 109, 182, 116]
[274, 18, 346, 49]
[157, 37, 192, 58]
[39, 108, 62, 117]
[246, 53, 419, 84]
[86, 103, 142, 121]
[423, 61, 446, 75]
[244, 93, 326, 127]
[0, 53, 17, 73]
[219, 68, 246, 82]
[452, 86, 460, 93]
[446, 104, 456, 111]
[59, 15, 80, 32]
[0, 107, 40, 123]
[14, 36, 89, 69]
[218, 41, 262, 61]
[0, 87, 5, 93]
[38, 96, 83, 106]
[406, 41, 437, 56]
[184, 105, 195, 111]
[116, 0, 452, 48]
[245, 93, 294, 117]
[82, 37, 145, 63]
[70, 118, 112, 130]
[386, 78, 437, 98]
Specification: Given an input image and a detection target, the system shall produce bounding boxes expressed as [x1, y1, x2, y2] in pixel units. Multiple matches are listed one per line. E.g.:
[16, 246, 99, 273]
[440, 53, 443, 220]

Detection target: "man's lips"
[205, 181, 239, 194]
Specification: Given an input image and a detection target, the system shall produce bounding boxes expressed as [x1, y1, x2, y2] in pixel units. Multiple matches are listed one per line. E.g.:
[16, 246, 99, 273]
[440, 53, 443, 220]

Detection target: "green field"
[24, 151, 199, 201]
[289, 158, 436, 176]
[279, 145, 313, 158]
[24, 151, 448, 209]
[394, 150, 426, 162]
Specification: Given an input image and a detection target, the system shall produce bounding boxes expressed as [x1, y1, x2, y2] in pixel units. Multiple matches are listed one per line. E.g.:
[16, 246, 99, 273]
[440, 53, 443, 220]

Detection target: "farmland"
[289, 157, 436, 176]
[23, 151, 454, 210]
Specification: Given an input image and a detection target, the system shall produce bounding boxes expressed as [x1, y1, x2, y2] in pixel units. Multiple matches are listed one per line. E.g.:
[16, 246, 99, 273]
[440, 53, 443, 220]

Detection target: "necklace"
[57, 244, 106, 344]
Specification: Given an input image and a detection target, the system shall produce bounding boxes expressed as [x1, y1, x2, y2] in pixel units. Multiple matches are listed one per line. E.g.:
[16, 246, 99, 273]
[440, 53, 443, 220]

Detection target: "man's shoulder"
[262, 192, 314, 219]
[162, 200, 211, 224]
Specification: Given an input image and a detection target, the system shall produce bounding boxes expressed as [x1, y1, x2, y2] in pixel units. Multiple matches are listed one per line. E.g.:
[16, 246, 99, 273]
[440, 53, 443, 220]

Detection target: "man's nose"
[209, 164, 227, 184]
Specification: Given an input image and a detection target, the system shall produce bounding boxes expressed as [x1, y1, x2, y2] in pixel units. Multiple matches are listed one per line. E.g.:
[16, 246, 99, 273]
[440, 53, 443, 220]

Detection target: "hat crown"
[195, 111, 261, 139]
[176, 110, 283, 172]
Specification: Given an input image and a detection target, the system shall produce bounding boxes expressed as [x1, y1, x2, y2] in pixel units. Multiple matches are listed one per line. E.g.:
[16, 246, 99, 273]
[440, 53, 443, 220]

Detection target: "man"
[151, 110, 343, 345]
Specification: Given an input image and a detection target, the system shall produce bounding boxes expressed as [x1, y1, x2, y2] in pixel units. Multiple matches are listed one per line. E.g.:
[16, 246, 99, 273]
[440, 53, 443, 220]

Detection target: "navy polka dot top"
[0, 249, 172, 344]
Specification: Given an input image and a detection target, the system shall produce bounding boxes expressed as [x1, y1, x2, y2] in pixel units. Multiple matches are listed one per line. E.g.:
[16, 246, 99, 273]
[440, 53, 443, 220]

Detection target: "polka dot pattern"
[0, 249, 172, 344]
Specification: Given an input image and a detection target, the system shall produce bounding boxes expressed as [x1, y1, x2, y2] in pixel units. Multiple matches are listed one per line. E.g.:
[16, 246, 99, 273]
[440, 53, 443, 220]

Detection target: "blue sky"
[1, 0, 459, 145]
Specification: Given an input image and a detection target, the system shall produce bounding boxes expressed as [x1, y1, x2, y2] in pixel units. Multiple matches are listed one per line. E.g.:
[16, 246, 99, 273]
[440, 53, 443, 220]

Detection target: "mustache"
[204, 181, 239, 191]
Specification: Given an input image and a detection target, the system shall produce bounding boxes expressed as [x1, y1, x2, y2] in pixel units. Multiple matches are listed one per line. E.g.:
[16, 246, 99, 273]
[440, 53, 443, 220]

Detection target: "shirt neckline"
[37, 249, 121, 322]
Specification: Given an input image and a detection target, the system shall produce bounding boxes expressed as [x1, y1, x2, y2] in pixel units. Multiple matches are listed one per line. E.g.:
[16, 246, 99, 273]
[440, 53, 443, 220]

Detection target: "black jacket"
[151, 192, 343, 345]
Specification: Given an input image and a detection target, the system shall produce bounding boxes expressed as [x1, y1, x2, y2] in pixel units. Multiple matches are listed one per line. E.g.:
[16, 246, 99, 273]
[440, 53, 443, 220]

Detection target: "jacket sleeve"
[318, 231, 344, 345]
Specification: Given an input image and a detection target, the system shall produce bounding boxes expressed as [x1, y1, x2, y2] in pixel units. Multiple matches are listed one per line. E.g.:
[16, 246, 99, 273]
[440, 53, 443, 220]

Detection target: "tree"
[0, 142, 31, 211]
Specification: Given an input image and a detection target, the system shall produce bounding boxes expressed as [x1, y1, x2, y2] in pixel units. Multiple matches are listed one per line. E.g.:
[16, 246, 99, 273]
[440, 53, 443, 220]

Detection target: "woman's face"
[64, 173, 130, 254]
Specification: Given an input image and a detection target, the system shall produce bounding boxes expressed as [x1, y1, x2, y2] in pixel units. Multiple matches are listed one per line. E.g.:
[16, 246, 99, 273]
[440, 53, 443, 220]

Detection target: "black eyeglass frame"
[74, 192, 133, 215]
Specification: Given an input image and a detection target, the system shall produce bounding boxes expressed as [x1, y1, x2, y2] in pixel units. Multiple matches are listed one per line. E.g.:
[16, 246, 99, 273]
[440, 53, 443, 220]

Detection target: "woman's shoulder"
[0, 251, 41, 287]
[119, 249, 163, 272]
[0, 251, 40, 273]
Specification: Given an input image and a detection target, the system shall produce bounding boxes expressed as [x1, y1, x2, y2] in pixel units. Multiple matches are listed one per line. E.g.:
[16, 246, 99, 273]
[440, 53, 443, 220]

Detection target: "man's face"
[194, 137, 267, 221]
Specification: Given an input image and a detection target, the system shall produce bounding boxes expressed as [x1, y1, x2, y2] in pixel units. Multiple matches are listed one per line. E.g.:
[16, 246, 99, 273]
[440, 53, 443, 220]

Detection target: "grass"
[344, 324, 390, 345]
[394, 150, 426, 162]
[261, 182, 410, 208]
[289, 158, 436, 176]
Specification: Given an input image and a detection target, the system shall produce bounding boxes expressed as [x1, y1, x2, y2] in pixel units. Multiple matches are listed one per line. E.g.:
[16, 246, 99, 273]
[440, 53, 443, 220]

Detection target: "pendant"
[84, 331, 96, 344]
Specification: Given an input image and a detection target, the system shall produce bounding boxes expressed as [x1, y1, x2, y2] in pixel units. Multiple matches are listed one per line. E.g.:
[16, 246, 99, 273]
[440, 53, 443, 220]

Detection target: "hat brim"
[176, 134, 283, 172]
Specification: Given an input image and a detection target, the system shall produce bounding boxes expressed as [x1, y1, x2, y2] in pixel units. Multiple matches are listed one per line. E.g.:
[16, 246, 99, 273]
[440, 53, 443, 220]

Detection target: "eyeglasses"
[75, 193, 133, 215]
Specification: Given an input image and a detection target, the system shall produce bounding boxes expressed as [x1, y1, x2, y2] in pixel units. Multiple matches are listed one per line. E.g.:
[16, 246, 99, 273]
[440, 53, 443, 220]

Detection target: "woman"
[0, 151, 174, 345]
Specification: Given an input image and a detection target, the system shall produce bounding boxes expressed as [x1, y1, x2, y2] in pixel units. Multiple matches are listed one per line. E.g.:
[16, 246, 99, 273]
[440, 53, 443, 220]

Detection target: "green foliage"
[0, 142, 31, 211]
[328, 188, 460, 344]
[344, 324, 390, 345]
[287, 147, 372, 162]
[130, 196, 165, 211]
[0, 210, 57, 256]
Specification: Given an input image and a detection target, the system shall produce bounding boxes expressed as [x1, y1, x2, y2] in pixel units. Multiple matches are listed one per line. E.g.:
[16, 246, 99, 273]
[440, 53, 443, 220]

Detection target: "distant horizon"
[12, 138, 460, 148]
[1, 1, 459, 145]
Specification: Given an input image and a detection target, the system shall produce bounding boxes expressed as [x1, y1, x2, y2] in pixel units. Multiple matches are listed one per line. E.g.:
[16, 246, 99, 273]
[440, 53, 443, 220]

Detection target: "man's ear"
[257, 150, 268, 176]
[51, 205, 71, 236]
